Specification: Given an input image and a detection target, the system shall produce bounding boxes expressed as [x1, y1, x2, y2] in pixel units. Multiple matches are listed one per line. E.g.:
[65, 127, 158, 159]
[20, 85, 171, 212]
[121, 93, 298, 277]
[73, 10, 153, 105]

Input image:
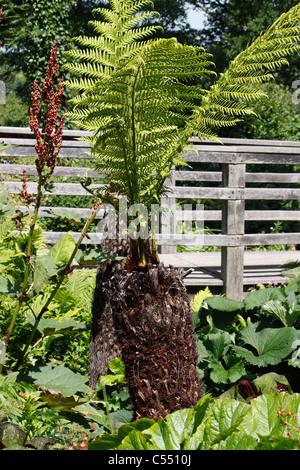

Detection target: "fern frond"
[191, 3, 300, 138]
[66, 0, 300, 214]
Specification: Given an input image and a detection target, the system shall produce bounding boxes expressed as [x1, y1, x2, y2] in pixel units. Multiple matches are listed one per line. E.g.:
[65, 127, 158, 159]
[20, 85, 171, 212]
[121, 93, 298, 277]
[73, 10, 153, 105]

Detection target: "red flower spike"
[20, 170, 33, 206]
[29, 41, 65, 179]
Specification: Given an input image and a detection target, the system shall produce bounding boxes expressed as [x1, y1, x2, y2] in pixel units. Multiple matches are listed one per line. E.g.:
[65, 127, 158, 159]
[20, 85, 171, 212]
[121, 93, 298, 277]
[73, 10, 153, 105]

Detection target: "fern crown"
[65, 0, 300, 208]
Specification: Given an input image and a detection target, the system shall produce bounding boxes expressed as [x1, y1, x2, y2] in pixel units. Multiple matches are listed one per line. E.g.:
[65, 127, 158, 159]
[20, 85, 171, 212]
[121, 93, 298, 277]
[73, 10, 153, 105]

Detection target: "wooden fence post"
[221, 162, 245, 301]
[160, 171, 177, 255]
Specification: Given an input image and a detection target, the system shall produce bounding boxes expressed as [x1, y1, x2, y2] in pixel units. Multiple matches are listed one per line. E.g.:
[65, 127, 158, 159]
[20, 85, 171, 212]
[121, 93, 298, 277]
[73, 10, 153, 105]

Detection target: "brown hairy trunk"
[110, 262, 202, 420]
[90, 253, 202, 419]
[88, 232, 129, 389]
[89, 219, 202, 418]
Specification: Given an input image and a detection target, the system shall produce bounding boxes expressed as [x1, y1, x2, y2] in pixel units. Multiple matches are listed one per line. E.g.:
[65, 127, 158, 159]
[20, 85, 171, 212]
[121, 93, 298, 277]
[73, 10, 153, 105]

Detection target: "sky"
[186, 5, 207, 29]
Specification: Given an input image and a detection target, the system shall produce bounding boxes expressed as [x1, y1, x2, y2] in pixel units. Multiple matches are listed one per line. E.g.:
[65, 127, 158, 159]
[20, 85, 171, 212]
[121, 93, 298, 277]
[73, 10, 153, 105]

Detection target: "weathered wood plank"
[187, 144, 300, 155]
[0, 138, 91, 148]
[176, 210, 300, 221]
[0, 126, 92, 138]
[2, 164, 298, 184]
[154, 233, 300, 246]
[41, 232, 300, 246]
[174, 171, 300, 184]
[11, 207, 299, 222]
[221, 163, 245, 300]
[0, 147, 92, 159]
[171, 186, 300, 200]
[15, 206, 106, 219]
[188, 136, 300, 148]
[245, 173, 300, 183]
[3, 181, 103, 196]
[0, 164, 103, 178]
[182, 150, 300, 165]
[1, 127, 299, 148]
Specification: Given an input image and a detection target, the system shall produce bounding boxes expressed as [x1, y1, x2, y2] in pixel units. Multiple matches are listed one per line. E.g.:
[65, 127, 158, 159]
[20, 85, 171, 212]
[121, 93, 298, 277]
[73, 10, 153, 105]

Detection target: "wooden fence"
[0, 126, 299, 300]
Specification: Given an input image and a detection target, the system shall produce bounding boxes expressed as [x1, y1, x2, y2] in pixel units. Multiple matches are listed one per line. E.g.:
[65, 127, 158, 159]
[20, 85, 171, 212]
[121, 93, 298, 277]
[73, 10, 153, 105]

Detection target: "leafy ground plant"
[0, 358, 135, 449]
[89, 391, 300, 450]
[192, 276, 300, 395]
[0, 42, 116, 375]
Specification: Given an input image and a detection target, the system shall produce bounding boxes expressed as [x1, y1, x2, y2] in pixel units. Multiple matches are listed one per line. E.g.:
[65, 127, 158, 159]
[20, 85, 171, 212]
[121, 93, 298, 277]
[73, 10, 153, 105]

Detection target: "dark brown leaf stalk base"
[89, 245, 202, 420]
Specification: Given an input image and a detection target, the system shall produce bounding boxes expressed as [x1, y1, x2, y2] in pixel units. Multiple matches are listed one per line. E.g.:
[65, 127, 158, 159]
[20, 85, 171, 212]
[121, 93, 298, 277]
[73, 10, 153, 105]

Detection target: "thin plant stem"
[102, 384, 114, 434]
[0, 176, 43, 375]
[14, 206, 100, 370]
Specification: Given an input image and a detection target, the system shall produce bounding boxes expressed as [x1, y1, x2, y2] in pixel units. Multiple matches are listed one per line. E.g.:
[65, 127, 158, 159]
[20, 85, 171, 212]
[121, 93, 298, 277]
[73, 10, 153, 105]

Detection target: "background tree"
[1, 1, 73, 95]
[194, 0, 300, 139]
[0, 1, 201, 100]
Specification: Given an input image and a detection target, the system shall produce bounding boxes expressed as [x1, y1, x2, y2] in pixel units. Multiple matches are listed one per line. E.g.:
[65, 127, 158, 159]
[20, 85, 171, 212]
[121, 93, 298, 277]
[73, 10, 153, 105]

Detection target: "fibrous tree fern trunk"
[90, 247, 202, 419]
[110, 263, 202, 420]
[88, 235, 128, 389]
[88, 202, 132, 387]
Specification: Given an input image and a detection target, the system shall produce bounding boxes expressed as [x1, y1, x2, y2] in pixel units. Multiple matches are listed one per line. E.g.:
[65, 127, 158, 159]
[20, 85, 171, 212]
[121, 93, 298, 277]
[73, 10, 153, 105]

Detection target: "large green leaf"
[33, 255, 60, 293]
[201, 399, 250, 449]
[232, 321, 296, 367]
[0, 423, 27, 449]
[244, 287, 286, 311]
[89, 418, 155, 450]
[37, 317, 88, 336]
[253, 372, 291, 394]
[262, 299, 297, 326]
[238, 393, 298, 438]
[205, 296, 244, 312]
[212, 431, 257, 450]
[75, 249, 115, 266]
[48, 232, 76, 266]
[204, 331, 233, 361]
[117, 430, 154, 450]
[144, 408, 195, 450]
[204, 296, 244, 329]
[29, 363, 91, 397]
[209, 356, 246, 385]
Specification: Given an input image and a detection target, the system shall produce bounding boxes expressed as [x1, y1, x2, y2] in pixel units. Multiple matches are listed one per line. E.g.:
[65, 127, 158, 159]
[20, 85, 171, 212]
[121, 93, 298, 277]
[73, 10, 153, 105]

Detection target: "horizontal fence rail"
[0, 127, 299, 300]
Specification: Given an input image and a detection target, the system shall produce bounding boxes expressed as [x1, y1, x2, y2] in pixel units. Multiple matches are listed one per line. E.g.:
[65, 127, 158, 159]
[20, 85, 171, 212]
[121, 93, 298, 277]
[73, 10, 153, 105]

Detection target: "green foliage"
[89, 391, 300, 450]
[199, 0, 300, 83]
[193, 278, 300, 394]
[65, 0, 300, 221]
[65, 0, 214, 209]
[29, 363, 91, 397]
[229, 81, 300, 140]
[195, 3, 300, 137]
[1, 0, 75, 103]
[0, 367, 107, 449]
[233, 322, 296, 367]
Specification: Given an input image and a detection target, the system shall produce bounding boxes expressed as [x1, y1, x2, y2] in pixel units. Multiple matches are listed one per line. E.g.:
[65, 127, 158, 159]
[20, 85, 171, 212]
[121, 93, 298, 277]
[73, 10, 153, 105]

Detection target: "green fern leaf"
[191, 3, 300, 137]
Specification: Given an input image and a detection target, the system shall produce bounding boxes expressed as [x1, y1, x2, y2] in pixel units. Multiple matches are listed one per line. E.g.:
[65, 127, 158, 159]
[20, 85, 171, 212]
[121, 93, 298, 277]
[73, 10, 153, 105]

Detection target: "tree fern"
[65, 0, 300, 265]
[66, 34, 215, 208]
